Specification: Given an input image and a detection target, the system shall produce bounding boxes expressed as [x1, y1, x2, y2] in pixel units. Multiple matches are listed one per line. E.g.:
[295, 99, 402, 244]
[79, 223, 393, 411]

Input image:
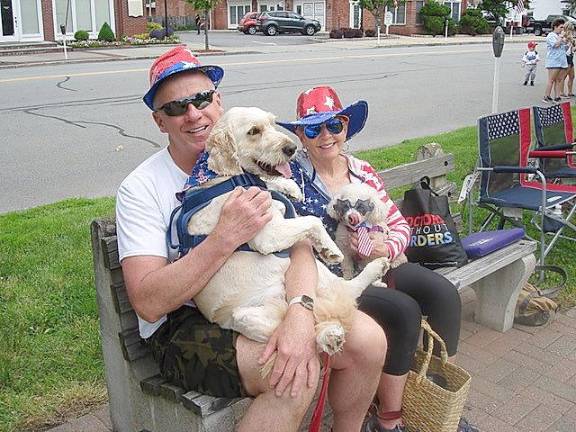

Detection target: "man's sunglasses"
[303, 117, 345, 139]
[156, 90, 215, 116]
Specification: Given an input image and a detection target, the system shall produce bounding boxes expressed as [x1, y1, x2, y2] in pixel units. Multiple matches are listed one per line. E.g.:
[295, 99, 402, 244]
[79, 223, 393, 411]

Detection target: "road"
[0, 41, 545, 212]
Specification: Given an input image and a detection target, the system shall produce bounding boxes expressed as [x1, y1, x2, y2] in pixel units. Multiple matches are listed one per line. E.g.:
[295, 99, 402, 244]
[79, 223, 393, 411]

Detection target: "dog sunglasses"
[303, 117, 345, 139]
[156, 90, 215, 116]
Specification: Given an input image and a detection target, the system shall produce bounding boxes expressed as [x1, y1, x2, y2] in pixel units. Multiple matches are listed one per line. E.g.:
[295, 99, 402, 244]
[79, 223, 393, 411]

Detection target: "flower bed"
[66, 35, 180, 49]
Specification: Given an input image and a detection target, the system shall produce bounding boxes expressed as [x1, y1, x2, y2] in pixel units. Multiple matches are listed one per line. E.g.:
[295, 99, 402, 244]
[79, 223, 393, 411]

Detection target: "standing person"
[562, 21, 576, 97]
[522, 41, 540, 86]
[543, 18, 567, 103]
[116, 47, 388, 432]
[195, 13, 201, 34]
[277, 86, 476, 432]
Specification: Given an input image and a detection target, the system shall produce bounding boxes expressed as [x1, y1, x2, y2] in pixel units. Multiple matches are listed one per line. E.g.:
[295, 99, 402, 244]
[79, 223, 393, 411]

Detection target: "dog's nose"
[282, 143, 297, 157]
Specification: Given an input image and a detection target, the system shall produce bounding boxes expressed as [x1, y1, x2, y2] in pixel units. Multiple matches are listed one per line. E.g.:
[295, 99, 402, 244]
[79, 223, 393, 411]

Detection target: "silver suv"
[256, 11, 321, 36]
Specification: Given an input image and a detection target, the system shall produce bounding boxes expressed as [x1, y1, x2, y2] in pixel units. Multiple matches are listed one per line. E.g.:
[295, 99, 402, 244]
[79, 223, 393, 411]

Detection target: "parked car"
[238, 12, 259, 35]
[256, 11, 321, 36]
[528, 15, 576, 36]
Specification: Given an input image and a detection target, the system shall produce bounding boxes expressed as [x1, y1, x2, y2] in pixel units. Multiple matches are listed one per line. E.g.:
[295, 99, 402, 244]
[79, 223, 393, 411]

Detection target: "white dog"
[327, 183, 408, 281]
[186, 107, 390, 356]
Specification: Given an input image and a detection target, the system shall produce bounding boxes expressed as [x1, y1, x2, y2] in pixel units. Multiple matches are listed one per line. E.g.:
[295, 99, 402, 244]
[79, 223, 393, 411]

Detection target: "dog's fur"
[187, 107, 390, 357]
[327, 183, 408, 280]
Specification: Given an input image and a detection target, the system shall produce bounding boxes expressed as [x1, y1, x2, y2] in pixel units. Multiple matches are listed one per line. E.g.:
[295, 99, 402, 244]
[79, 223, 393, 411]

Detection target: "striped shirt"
[289, 151, 410, 274]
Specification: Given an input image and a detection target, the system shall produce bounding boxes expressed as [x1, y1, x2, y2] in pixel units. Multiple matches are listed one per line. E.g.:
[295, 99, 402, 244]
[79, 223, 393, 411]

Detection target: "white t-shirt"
[116, 147, 190, 338]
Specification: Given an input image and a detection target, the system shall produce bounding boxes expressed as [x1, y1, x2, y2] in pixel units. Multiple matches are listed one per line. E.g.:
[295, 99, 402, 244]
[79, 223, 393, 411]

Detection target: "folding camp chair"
[473, 107, 576, 268]
[532, 102, 576, 180]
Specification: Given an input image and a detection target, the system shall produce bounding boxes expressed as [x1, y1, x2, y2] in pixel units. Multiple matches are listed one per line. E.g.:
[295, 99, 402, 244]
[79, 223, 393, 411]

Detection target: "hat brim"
[143, 65, 224, 110]
[277, 100, 368, 141]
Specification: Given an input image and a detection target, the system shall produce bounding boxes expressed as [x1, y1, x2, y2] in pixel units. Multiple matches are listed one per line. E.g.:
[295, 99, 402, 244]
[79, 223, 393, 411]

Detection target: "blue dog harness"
[167, 153, 296, 258]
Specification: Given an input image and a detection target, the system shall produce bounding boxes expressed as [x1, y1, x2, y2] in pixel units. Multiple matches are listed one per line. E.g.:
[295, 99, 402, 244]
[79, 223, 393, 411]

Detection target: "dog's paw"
[365, 257, 391, 280]
[316, 322, 346, 355]
[319, 246, 344, 264]
[285, 184, 303, 201]
[372, 280, 388, 288]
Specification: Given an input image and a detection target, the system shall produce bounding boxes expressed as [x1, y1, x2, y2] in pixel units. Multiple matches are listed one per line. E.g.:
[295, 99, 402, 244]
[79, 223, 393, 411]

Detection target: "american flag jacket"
[289, 151, 411, 274]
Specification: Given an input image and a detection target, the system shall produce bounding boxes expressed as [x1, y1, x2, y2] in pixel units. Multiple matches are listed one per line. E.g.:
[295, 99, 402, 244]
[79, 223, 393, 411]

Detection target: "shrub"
[74, 30, 89, 41]
[342, 27, 357, 38]
[329, 29, 343, 39]
[98, 22, 115, 41]
[132, 32, 150, 40]
[353, 28, 363, 38]
[365, 29, 376, 37]
[420, 0, 451, 36]
[459, 9, 490, 35]
[147, 21, 163, 31]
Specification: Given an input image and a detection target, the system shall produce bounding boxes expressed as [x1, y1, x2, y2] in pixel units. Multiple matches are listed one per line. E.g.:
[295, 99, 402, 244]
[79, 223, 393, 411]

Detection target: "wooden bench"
[90, 144, 536, 432]
[377, 144, 537, 332]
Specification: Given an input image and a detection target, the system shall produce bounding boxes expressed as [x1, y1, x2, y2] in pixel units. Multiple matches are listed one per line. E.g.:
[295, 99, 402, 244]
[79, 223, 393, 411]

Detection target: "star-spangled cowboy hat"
[143, 46, 224, 110]
[277, 86, 368, 140]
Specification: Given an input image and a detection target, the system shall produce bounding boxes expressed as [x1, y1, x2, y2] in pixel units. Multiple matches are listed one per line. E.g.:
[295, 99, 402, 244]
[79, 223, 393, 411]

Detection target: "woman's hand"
[350, 230, 390, 260]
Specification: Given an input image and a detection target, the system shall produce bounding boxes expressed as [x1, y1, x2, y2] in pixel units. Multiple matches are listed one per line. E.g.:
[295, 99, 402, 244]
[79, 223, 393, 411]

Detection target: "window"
[443, 1, 460, 21]
[415, 0, 424, 25]
[76, 0, 93, 31]
[21, 0, 40, 34]
[296, 4, 302, 14]
[392, 3, 405, 25]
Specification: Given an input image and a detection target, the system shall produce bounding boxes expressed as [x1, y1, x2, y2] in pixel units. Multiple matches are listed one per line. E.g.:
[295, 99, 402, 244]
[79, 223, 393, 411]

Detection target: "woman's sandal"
[362, 409, 406, 432]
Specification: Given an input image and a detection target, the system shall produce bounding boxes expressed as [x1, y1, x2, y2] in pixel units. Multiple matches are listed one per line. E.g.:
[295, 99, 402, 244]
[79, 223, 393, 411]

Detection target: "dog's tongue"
[275, 162, 292, 179]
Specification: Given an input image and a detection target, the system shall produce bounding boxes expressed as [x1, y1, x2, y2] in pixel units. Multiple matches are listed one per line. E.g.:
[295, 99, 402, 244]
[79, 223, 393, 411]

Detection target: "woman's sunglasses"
[303, 117, 345, 139]
[156, 90, 215, 116]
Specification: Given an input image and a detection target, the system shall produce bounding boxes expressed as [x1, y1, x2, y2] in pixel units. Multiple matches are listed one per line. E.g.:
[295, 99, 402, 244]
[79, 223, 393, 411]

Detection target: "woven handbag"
[402, 320, 471, 432]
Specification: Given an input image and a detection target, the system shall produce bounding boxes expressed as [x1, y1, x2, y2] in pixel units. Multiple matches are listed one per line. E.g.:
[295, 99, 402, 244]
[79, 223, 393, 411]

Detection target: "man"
[195, 13, 201, 34]
[116, 46, 386, 432]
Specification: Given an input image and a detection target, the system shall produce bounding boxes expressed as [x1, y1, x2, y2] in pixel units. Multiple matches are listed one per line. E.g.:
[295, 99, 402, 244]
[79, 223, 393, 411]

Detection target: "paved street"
[0, 35, 548, 213]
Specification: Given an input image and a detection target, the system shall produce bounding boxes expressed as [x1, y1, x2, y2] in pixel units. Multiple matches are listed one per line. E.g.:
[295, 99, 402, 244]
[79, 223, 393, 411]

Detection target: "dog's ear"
[367, 194, 392, 225]
[326, 196, 339, 220]
[206, 119, 241, 175]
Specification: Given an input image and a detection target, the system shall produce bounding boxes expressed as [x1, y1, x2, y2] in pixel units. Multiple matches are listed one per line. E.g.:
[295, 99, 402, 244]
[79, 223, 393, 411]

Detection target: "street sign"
[384, 11, 393, 26]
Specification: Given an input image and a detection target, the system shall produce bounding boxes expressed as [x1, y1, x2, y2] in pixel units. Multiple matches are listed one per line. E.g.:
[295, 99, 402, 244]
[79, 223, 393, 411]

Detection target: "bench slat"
[378, 154, 454, 189]
[101, 235, 121, 270]
[141, 374, 168, 396]
[111, 281, 133, 314]
[159, 382, 185, 402]
[437, 240, 537, 289]
[119, 328, 150, 362]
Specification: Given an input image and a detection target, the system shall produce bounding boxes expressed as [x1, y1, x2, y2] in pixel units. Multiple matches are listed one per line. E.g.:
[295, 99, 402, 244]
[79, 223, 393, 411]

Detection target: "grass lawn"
[0, 125, 575, 431]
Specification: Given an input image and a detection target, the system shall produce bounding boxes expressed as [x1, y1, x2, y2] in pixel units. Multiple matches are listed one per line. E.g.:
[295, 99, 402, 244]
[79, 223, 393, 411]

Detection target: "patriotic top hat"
[277, 86, 368, 140]
[143, 46, 224, 110]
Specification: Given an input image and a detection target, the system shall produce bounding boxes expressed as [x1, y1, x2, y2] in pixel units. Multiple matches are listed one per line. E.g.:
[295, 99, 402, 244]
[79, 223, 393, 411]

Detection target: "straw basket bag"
[402, 320, 471, 432]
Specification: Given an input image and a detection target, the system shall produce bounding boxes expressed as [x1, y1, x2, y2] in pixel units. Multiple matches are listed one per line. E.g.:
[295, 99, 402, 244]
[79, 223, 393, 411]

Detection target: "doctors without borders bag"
[401, 177, 467, 269]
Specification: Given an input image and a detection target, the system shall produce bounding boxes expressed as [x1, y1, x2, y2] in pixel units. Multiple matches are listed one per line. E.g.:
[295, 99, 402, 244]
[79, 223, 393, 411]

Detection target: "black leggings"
[357, 262, 461, 375]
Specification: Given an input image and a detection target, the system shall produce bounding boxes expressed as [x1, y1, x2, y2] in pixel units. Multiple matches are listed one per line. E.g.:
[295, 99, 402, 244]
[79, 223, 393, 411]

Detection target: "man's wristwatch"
[288, 295, 314, 311]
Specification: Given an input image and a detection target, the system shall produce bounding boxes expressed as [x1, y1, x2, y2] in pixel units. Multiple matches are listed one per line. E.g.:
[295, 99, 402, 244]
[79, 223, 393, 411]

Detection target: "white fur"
[327, 183, 408, 281]
[188, 107, 390, 356]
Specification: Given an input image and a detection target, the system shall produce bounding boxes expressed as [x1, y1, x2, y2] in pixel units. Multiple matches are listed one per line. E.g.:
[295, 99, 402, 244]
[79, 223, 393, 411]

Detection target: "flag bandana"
[347, 223, 384, 257]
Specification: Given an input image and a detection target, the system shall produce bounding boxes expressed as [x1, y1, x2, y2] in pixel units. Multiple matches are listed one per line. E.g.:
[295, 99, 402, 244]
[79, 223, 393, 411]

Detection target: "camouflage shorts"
[147, 306, 246, 398]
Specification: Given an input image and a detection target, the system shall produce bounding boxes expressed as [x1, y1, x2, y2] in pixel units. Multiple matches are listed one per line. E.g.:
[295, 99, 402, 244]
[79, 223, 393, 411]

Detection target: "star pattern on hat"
[306, 106, 317, 115]
[324, 96, 335, 110]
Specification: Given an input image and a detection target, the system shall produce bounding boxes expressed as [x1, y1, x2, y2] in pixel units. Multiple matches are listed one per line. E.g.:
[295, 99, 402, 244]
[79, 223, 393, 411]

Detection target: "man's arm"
[259, 240, 320, 398]
[123, 187, 272, 323]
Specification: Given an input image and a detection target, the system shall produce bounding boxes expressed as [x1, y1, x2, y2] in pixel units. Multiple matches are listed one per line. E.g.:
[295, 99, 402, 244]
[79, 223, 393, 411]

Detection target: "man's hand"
[212, 187, 273, 250]
[350, 230, 390, 260]
[258, 306, 319, 398]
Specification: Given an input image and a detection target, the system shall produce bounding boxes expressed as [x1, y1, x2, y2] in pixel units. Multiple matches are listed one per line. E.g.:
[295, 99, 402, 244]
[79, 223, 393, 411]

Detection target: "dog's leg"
[249, 214, 343, 263]
[232, 300, 287, 343]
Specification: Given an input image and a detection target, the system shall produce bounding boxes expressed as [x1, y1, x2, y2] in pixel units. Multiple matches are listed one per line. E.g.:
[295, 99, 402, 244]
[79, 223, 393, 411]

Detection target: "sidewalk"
[45, 290, 576, 432]
[0, 33, 544, 70]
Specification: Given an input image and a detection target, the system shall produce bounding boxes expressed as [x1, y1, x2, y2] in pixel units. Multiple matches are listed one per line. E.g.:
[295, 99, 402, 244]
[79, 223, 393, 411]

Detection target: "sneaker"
[561, 94, 571, 99]
[531, 81, 535, 86]
[362, 415, 407, 432]
[543, 96, 554, 103]
[457, 417, 479, 432]
[523, 81, 528, 86]
[554, 97, 562, 102]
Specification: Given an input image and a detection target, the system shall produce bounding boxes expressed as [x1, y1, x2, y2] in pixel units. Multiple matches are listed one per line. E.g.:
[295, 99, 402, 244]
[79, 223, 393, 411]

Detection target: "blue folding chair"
[532, 102, 576, 180]
[473, 107, 576, 268]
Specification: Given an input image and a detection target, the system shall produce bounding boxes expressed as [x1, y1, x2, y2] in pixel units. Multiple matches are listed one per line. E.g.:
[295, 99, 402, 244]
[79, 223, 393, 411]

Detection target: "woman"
[562, 21, 576, 97]
[544, 18, 568, 103]
[277, 86, 475, 432]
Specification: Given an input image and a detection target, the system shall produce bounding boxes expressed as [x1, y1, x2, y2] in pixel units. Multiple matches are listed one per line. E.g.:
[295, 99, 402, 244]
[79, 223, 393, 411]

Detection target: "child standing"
[522, 41, 540, 86]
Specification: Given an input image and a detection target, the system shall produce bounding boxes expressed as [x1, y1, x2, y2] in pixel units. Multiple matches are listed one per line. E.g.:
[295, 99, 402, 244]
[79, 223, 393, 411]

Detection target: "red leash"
[309, 353, 332, 432]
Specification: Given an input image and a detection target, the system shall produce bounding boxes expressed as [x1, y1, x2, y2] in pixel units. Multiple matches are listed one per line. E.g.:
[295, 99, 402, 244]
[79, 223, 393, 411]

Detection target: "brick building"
[0, 0, 146, 42]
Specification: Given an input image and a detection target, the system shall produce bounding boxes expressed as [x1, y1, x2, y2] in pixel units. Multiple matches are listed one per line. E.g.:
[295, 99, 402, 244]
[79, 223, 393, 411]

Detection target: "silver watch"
[288, 295, 314, 311]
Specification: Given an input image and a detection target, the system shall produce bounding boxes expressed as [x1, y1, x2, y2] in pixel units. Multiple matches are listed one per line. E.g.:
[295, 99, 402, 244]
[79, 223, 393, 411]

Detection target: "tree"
[186, 0, 220, 50]
[562, 0, 576, 15]
[480, 0, 531, 24]
[359, 0, 405, 33]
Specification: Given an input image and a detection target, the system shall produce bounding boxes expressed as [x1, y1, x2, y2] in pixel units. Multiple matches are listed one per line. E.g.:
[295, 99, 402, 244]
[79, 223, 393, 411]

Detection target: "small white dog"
[327, 183, 408, 280]
[186, 107, 390, 357]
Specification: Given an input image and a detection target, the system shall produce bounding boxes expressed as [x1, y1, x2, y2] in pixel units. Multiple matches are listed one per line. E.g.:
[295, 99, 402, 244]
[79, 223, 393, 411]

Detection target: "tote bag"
[401, 177, 467, 269]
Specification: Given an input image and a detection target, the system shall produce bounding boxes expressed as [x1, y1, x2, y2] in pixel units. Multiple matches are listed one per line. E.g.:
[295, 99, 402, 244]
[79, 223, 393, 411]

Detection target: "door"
[0, 0, 17, 41]
[349, 1, 361, 29]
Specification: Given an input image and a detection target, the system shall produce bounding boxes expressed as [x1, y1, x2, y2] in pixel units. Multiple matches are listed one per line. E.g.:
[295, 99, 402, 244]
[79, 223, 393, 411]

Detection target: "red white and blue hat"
[277, 86, 368, 140]
[143, 46, 224, 110]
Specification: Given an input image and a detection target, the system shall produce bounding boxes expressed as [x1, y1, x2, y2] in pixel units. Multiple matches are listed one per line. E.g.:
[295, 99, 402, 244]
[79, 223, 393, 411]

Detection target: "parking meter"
[492, 26, 505, 58]
[60, 24, 66, 35]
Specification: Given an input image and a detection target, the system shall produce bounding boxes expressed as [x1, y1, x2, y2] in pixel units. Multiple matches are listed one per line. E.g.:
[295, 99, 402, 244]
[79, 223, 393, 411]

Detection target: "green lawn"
[0, 124, 575, 431]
